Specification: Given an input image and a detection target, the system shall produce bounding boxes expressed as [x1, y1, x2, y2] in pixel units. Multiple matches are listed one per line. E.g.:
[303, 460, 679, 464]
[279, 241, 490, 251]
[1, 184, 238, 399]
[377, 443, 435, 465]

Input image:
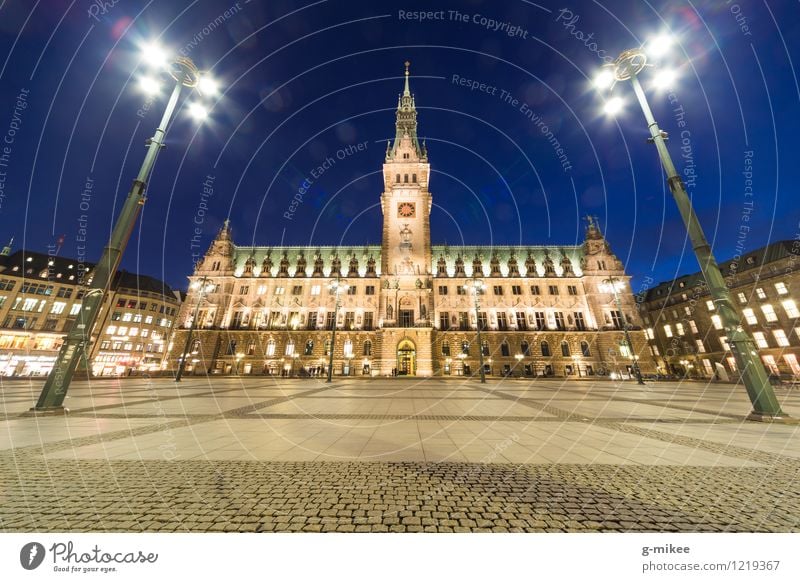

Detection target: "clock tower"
[378, 62, 434, 375]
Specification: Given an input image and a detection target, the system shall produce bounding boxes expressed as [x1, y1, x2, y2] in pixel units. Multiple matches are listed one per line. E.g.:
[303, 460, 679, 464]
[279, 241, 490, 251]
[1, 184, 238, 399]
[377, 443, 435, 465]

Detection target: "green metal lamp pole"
[604, 276, 645, 385]
[606, 47, 784, 419]
[468, 277, 486, 384]
[33, 57, 205, 412]
[175, 275, 209, 382]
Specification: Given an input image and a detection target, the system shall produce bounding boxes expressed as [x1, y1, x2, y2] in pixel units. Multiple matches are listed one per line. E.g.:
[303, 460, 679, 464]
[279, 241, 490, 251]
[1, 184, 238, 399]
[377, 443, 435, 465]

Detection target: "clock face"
[397, 202, 416, 218]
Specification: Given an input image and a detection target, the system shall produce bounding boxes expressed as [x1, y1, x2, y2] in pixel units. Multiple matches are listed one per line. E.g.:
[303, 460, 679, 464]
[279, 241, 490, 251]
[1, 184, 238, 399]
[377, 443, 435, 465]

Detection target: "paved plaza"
[1, 376, 799, 532]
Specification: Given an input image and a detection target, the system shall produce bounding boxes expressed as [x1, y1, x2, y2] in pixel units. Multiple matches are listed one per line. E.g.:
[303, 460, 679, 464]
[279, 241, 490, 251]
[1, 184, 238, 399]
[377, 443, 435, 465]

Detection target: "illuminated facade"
[639, 240, 800, 380]
[0, 248, 181, 377]
[170, 65, 654, 379]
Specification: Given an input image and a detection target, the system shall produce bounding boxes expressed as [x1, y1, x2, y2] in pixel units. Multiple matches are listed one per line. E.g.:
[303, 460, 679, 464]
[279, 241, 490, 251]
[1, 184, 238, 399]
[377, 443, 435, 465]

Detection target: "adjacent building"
[638, 240, 800, 380]
[169, 64, 655, 379]
[0, 246, 181, 377]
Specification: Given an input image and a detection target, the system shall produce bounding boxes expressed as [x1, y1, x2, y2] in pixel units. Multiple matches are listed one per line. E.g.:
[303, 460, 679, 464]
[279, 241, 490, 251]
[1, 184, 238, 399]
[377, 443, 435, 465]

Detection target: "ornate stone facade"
[169, 64, 654, 379]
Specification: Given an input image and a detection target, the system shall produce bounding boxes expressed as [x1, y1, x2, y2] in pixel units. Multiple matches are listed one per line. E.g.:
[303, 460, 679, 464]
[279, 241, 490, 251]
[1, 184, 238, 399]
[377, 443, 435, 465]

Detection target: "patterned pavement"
[1, 376, 799, 532]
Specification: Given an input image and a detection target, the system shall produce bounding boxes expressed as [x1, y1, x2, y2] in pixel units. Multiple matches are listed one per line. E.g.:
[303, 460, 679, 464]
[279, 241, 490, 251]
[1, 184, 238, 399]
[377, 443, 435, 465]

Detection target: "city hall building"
[169, 65, 654, 379]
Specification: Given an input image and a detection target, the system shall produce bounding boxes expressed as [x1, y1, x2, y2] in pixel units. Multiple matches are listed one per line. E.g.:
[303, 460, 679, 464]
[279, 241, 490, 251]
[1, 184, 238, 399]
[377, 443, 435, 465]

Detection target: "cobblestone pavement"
[1, 376, 799, 532]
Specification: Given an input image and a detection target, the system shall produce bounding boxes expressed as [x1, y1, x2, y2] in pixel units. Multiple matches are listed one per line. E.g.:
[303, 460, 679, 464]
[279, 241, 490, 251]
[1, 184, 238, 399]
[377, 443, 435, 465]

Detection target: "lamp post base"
[745, 411, 796, 424]
[25, 406, 69, 416]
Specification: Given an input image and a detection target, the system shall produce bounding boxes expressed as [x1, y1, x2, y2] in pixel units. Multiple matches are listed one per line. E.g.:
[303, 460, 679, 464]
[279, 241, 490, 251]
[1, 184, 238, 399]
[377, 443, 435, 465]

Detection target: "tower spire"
[387, 60, 425, 161]
[0, 237, 13, 256]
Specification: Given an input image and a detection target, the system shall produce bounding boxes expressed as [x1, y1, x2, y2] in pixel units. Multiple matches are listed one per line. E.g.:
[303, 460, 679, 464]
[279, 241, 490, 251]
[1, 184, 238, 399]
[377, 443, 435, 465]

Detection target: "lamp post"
[33, 43, 219, 412]
[514, 353, 523, 378]
[326, 277, 348, 383]
[465, 277, 486, 383]
[175, 276, 214, 382]
[600, 277, 645, 385]
[594, 36, 785, 420]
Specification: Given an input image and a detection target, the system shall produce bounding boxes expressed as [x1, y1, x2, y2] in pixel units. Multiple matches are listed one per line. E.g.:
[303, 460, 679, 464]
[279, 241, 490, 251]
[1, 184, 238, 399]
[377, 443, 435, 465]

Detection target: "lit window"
[106, 326, 117, 335]
[130, 327, 139, 337]
[720, 336, 731, 351]
[775, 282, 788, 295]
[676, 323, 685, 336]
[752, 332, 768, 349]
[773, 330, 790, 347]
[695, 339, 706, 353]
[275, 287, 285, 295]
[651, 345, 660, 356]
[122, 312, 133, 322]
[742, 308, 757, 325]
[285, 341, 295, 356]
[646, 328, 655, 340]
[266, 339, 276, 356]
[711, 315, 723, 330]
[737, 292, 747, 304]
[50, 301, 66, 314]
[256, 285, 267, 295]
[69, 304, 81, 315]
[688, 320, 698, 334]
[663, 324, 673, 338]
[706, 300, 715, 311]
[761, 304, 778, 322]
[756, 287, 767, 300]
[311, 285, 321, 296]
[145, 316, 153, 324]
[343, 340, 353, 357]
[781, 299, 799, 318]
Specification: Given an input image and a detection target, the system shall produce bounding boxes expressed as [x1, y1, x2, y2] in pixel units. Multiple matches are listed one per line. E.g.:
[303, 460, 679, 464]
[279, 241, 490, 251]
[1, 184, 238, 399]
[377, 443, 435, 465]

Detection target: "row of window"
[237, 284, 376, 296]
[227, 310, 375, 331]
[110, 312, 172, 327]
[442, 339, 592, 358]
[115, 298, 177, 315]
[437, 310, 589, 331]
[98, 341, 165, 353]
[437, 284, 579, 296]
[105, 325, 164, 340]
[658, 300, 798, 337]
[216, 338, 373, 358]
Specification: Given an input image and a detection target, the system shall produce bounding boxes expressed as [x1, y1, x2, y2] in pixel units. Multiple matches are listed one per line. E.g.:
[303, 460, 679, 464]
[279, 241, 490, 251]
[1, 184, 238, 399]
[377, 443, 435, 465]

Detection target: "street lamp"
[326, 277, 348, 383]
[175, 276, 215, 382]
[464, 277, 486, 383]
[594, 35, 786, 420]
[32, 42, 219, 412]
[599, 277, 645, 385]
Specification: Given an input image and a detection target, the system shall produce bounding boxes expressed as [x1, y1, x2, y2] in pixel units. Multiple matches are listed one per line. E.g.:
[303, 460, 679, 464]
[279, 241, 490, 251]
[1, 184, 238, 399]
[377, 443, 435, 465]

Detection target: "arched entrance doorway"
[397, 339, 416, 376]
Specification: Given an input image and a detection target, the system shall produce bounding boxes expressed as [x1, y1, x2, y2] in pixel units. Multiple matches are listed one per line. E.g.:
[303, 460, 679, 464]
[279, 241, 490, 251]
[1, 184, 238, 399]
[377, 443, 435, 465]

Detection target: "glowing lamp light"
[197, 75, 220, 96]
[652, 69, 677, 90]
[141, 42, 169, 69]
[646, 34, 673, 59]
[138, 76, 161, 95]
[187, 102, 209, 121]
[602, 97, 625, 116]
[594, 69, 615, 90]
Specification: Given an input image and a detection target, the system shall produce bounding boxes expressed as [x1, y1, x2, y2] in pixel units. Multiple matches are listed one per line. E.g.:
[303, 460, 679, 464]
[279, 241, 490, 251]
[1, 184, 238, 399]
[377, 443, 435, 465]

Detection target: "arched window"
[343, 340, 353, 357]
[190, 339, 201, 354]
[324, 339, 331, 356]
[561, 341, 570, 357]
[461, 341, 470, 355]
[363, 340, 372, 357]
[285, 340, 295, 356]
[404, 174, 409, 183]
[581, 341, 591, 357]
[266, 339, 276, 356]
[500, 341, 510, 356]
[442, 341, 450, 356]
[541, 341, 551, 357]
[521, 341, 530, 356]
[304, 340, 314, 355]
[412, 174, 417, 183]
[481, 340, 490, 356]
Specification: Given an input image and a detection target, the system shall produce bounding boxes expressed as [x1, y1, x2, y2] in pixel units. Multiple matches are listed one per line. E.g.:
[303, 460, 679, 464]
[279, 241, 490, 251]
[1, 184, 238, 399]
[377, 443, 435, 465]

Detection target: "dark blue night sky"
[0, 0, 798, 293]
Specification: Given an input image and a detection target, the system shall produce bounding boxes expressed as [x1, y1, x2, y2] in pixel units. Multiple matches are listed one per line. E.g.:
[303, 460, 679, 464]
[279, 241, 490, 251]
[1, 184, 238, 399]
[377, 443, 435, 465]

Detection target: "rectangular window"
[695, 339, 706, 353]
[346, 286, 357, 295]
[257, 285, 267, 295]
[752, 332, 768, 349]
[676, 323, 685, 336]
[756, 287, 767, 300]
[742, 308, 757, 325]
[292, 285, 303, 296]
[782, 299, 799, 318]
[688, 320, 698, 334]
[439, 312, 450, 330]
[493, 285, 504, 296]
[610, 311, 624, 329]
[574, 312, 586, 331]
[456, 285, 466, 296]
[515, 312, 527, 330]
[438, 285, 448, 295]
[477, 311, 488, 331]
[548, 285, 559, 295]
[711, 315, 723, 330]
[363, 312, 374, 330]
[664, 324, 673, 338]
[646, 328, 655, 340]
[344, 312, 355, 330]
[458, 312, 469, 330]
[737, 292, 747, 304]
[773, 329, 790, 347]
[365, 286, 375, 296]
[311, 285, 321, 296]
[567, 285, 578, 295]
[497, 313, 508, 330]
[554, 312, 565, 331]
[530, 285, 540, 295]
[325, 312, 335, 330]
[399, 310, 414, 327]
[274, 287, 285, 295]
[50, 301, 66, 314]
[720, 336, 731, 351]
[706, 300, 715, 311]
[535, 312, 546, 330]
[761, 304, 778, 322]
[774, 282, 788, 295]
